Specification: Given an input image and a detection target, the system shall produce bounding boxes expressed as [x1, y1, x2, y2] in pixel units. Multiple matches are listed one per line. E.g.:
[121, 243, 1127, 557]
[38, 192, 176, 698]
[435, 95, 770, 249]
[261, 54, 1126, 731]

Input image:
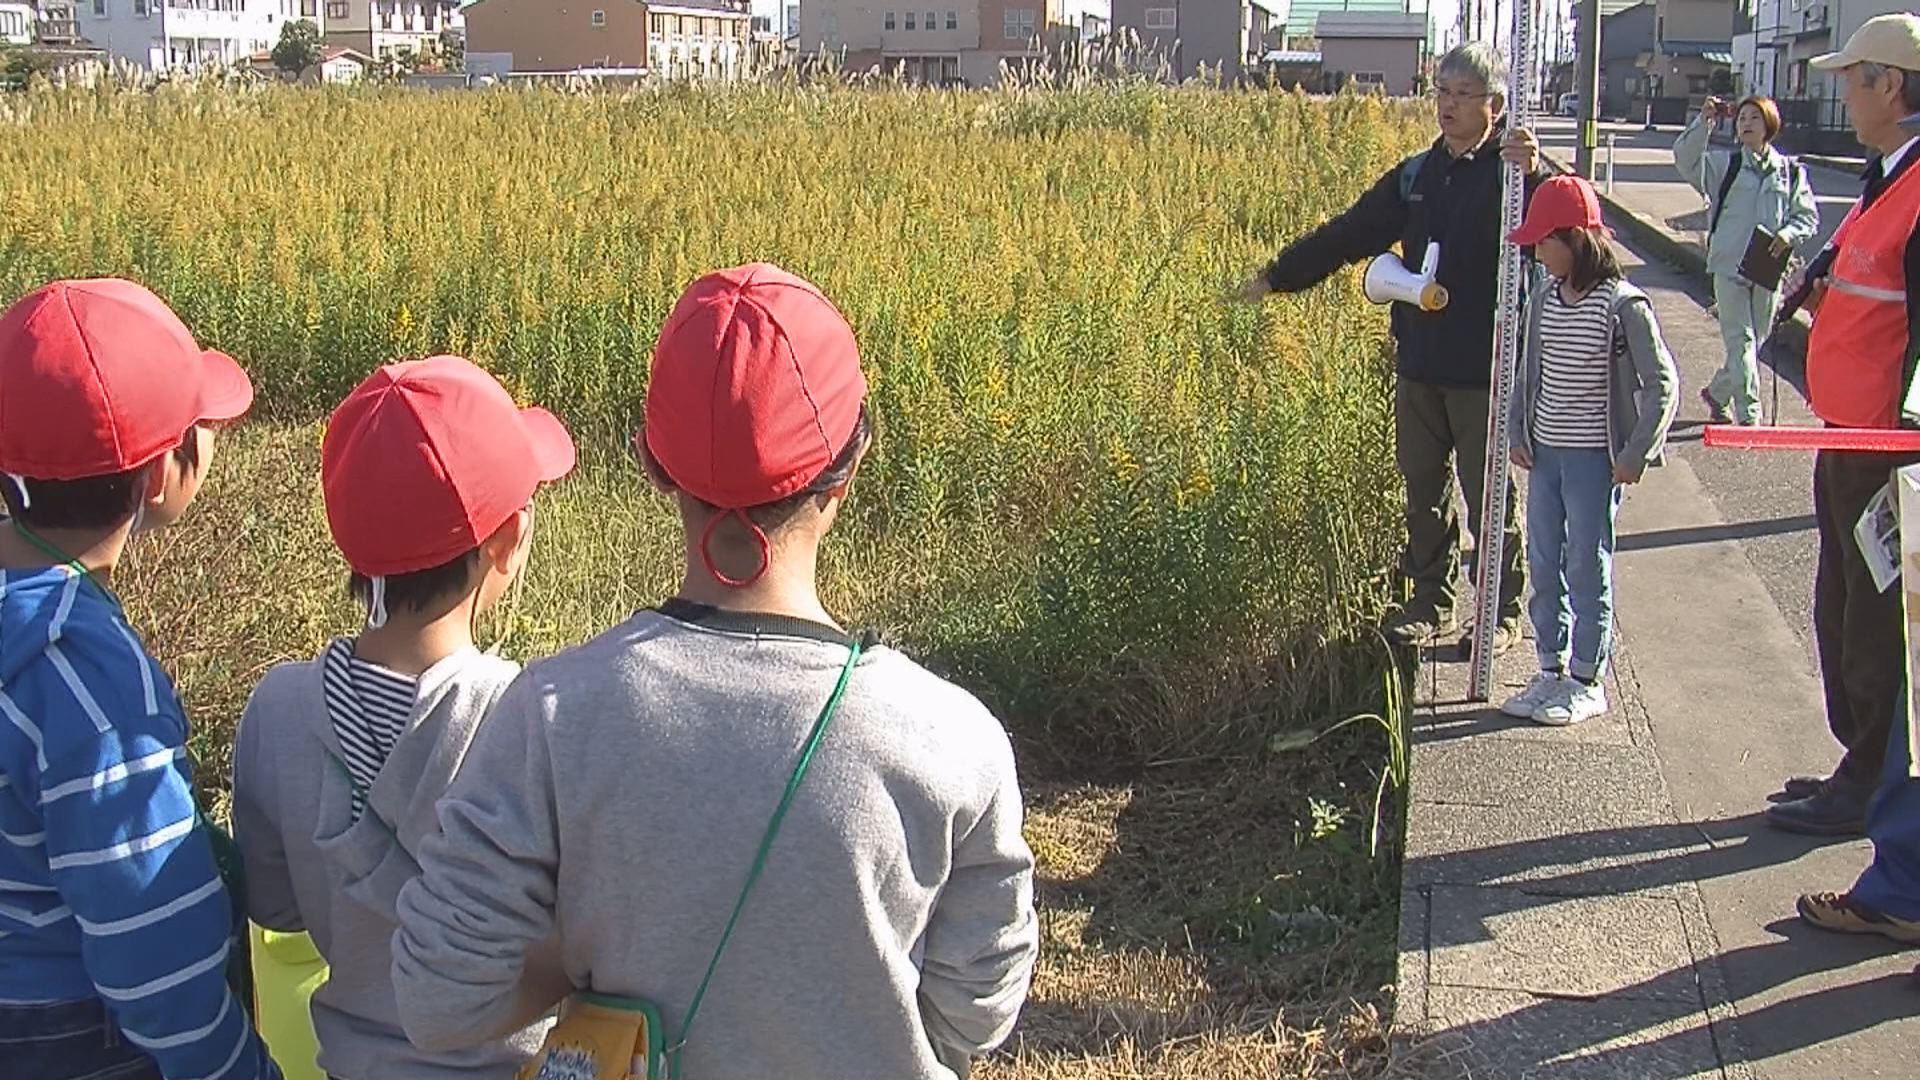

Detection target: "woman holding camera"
[1674, 95, 1820, 426]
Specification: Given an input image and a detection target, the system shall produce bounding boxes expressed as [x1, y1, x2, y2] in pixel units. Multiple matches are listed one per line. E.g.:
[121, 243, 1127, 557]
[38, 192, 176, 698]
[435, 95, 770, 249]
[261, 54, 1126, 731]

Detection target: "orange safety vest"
[1809, 159, 1920, 429]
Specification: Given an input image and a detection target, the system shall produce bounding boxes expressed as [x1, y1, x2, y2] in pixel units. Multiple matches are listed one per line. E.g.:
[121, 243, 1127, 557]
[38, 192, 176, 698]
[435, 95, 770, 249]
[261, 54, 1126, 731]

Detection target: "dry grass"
[69, 82, 1442, 1078]
[977, 776, 1433, 1080]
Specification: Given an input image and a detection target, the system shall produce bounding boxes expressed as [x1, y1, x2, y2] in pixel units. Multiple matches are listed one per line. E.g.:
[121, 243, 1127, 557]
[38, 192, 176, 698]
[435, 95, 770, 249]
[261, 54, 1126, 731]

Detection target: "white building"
[1732, 0, 1785, 98]
[0, 0, 34, 44]
[74, 0, 458, 72]
[77, 0, 321, 72]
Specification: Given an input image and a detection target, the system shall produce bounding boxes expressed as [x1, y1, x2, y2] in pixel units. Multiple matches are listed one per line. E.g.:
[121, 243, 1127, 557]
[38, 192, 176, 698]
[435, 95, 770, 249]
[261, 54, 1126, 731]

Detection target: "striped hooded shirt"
[0, 564, 280, 1080]
[1532, 277, 1619, 449]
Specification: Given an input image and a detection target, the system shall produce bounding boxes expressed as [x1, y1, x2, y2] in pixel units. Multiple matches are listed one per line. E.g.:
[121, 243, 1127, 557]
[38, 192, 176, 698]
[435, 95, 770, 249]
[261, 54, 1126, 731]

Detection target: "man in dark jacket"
[1238, 42, 1541, 652]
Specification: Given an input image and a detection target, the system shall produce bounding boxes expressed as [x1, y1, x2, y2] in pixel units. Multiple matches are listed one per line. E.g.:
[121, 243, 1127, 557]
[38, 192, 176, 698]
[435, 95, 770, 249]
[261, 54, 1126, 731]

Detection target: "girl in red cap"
[392, 264, 1039, 1080]
[1502, 176, 1679, 727]
[230, 355, 575, 1080]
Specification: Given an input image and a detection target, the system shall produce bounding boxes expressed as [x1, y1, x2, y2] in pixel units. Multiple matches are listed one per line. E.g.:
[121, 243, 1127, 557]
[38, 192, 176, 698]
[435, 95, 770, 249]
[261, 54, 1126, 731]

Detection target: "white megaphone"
[1363, 241, 1449, 312]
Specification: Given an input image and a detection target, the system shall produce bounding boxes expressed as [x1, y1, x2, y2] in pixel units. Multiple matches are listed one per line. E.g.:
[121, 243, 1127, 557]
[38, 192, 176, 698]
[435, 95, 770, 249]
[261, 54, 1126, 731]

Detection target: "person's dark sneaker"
[1765, 780, 1870, 836]
[1699, 387, 1733, 424]
[1457, 617, 1523, 659]
[1796, 891, 1920, 944]
[1772, 774, 1832, 803]
[1385, 605, 1455, 647]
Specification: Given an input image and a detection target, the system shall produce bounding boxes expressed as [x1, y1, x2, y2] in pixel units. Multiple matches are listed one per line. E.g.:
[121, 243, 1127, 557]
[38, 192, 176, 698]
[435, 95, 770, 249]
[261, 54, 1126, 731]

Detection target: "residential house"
[1590, 0, 1651, 118]
[1, 0, 33, 43]
[322, 0, 462, 61]
[1288, 0, 1400, 46]
[464, 0, 748, 76]
[1637, 0, 1733, 120]
[244, 40, 370, 76]
[1313, 9, 1424, 94]
[1732, 0, 1781, 97]
[797, 0, 1069, 86]
[76, 0, 303, 72]
[1733, 0, 1911, 148]
[1058, 0, 1109, 39]
[1110, 0, 1285, 83]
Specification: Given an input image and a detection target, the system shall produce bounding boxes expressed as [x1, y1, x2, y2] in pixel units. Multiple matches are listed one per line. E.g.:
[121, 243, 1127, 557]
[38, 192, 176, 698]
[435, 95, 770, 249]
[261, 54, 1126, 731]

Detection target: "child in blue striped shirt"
[0, 279, 281, 1080]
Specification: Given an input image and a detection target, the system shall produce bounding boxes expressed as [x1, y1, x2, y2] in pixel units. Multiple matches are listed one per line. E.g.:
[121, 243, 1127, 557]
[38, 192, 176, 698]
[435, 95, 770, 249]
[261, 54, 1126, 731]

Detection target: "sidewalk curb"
[1802, 153, 1864, 175]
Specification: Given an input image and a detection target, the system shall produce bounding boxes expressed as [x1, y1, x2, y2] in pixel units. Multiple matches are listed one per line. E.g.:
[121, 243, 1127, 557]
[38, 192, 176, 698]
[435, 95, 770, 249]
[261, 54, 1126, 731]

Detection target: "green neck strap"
[665, 639, 863, 1076]
[7, 520, 122, 610]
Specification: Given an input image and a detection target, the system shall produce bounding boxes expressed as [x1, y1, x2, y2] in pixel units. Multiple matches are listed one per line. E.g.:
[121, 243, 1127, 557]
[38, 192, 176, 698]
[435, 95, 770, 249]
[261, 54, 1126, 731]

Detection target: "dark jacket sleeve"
[1262, 162, 1411, 293]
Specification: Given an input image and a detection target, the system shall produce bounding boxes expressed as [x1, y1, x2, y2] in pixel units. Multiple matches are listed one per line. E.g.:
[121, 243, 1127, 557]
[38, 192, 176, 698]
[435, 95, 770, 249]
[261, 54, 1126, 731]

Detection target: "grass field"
[3, 77, 1433, 1077]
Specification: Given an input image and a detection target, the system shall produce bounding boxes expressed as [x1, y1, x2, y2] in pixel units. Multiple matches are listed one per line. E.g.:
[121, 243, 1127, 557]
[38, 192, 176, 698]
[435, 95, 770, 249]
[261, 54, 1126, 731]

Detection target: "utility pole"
[1573, 0, 1600, 177]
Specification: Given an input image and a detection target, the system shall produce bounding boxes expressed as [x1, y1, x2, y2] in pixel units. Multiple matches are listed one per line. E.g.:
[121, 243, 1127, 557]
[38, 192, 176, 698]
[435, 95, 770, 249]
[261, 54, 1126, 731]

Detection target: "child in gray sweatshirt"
[231, 355, 577, 1080]
[392, 263, 1041, 1080]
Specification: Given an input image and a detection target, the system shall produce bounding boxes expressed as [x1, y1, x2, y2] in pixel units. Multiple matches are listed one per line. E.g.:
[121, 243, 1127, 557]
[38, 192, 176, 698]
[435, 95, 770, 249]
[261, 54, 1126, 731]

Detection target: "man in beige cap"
[1769, 12, 1920, 842]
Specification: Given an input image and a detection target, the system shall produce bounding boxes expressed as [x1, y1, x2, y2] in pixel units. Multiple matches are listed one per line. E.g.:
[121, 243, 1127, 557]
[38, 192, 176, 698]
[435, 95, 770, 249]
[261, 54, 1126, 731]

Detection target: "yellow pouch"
[248, 923, 328, 1080]
[518, 993, 665, 1080]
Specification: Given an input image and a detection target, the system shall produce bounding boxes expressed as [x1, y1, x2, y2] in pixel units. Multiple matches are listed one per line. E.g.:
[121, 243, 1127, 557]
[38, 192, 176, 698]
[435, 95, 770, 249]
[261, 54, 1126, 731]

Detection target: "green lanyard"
[6, 520, 122, 610]
[663, 639, 863, 1078]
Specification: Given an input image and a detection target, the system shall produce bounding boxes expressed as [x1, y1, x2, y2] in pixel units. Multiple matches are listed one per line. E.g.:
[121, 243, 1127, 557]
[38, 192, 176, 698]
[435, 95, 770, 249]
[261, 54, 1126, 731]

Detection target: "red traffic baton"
[1703, 425, 1920, 453]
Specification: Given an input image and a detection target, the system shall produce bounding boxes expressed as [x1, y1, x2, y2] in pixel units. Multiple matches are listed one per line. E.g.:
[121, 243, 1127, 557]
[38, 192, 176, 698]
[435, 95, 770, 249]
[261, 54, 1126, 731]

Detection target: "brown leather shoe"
[1796, 892, 1920, 944]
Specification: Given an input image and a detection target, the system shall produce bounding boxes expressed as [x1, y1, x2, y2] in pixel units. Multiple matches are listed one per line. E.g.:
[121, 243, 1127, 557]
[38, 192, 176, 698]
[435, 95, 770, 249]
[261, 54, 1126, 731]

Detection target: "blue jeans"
[0, 998, 161, 1080]
[1526, 444, 1622, 681]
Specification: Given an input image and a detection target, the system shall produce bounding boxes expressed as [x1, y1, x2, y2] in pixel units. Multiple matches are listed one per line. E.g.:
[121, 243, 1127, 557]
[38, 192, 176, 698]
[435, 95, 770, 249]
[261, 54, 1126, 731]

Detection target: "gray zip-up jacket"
[1673, 116, 1820, 280]
[1508, 272, 1680, 473]
[231, 645, 553, 1080]
[391, 603, 1040, 1080]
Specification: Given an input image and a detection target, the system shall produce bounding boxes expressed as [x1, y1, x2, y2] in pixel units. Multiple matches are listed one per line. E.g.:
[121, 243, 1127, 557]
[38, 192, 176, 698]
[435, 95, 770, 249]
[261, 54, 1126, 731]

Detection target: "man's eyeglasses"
[1428, 88, 1493, 103]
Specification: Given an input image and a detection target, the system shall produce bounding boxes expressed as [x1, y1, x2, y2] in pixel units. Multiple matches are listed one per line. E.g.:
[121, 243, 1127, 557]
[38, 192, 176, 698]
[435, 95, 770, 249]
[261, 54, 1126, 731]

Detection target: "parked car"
[1557, 92, 1580, 117]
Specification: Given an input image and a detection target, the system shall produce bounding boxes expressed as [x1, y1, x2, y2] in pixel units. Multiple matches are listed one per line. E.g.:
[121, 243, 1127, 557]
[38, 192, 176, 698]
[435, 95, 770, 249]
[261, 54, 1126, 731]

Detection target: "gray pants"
[1395, 378, 1526, 623]
[1708, 273, 1780, 425]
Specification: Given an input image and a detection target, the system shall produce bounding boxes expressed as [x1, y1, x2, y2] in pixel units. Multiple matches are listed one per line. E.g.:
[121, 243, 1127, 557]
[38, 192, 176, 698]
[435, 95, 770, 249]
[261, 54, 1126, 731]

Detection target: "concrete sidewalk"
[1393, 171, 1920, 1074]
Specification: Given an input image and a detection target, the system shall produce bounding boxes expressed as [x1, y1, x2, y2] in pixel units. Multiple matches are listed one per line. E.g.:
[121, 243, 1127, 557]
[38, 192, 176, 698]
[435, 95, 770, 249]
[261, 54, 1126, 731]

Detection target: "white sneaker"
[1500, 671, 1566, 718]
[1534, 679, 1607, 726]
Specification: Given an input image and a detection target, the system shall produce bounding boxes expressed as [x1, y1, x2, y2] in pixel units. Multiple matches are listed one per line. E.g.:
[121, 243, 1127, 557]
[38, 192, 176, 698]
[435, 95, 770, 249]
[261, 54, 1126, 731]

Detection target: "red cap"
[322, 355, 576, 578]
[642, 263, 867, 510]
[0, 278, 254, 479]
[1508, 174, 1606, 246]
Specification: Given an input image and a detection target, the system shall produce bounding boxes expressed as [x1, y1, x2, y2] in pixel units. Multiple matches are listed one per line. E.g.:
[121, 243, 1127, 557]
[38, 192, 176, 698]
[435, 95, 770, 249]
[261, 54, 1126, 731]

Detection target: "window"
[904, 11, 914, 28]
[1687, 73, 1709, 93]
[327, 0, 347, 16]
[591, 8, 605, 25]
[1143, 6, 1174, 29]
[1353, 71, 1385, 85]
[945, 10, 955, 29]
[301, 0, 316, 15]
[133, 0, 147, 15]
[1003, 5, 1034, 40]
[925, 10, 934, 31]
[91, 0, 104, 15]
[884, 10, 894, 28]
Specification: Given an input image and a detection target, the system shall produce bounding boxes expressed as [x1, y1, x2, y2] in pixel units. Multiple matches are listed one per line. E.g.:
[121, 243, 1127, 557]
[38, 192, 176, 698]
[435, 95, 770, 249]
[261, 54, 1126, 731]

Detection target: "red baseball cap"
[0, 278, 254, 480]
[1508, 174, 1607, 246]
[642, 263, 867, 510]
[322, 355, 576, 578]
